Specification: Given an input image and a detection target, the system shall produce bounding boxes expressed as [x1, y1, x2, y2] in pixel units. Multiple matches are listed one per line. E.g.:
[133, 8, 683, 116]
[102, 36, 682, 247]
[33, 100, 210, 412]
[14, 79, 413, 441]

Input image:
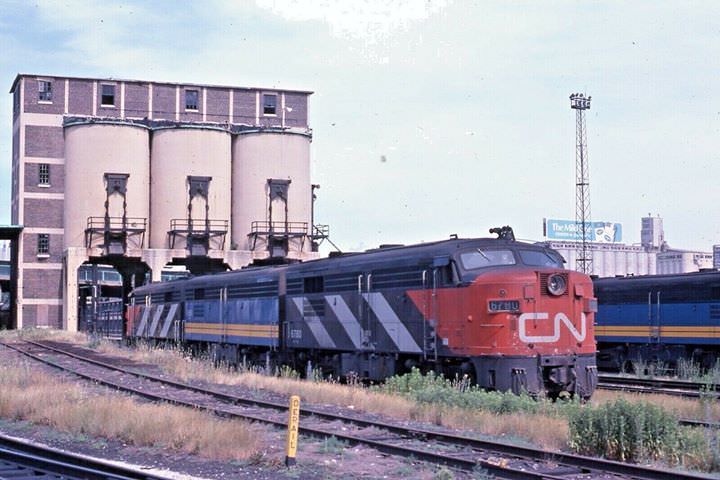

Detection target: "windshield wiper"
[476, 249, 491, 262]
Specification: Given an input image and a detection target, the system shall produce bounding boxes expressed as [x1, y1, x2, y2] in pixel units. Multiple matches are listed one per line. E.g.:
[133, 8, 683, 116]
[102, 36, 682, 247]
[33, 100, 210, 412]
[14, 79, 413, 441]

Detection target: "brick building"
[10, 74, 321, 330]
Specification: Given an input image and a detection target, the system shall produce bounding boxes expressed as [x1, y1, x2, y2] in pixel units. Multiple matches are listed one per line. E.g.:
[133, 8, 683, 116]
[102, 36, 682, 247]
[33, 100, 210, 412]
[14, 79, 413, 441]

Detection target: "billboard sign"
[545, 219, 622, 243]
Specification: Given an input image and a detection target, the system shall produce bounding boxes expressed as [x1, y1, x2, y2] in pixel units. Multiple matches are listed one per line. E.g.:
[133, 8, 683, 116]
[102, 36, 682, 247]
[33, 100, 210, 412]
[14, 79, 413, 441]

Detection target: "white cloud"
[254, 0, 450, 44]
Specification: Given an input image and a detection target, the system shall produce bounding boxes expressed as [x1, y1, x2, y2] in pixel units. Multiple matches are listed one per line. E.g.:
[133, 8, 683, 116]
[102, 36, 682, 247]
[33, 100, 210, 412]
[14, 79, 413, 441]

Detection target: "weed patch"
[568, 398, 713, 470]
[375, 368, 574, 417]
[319, 436, 347, 455]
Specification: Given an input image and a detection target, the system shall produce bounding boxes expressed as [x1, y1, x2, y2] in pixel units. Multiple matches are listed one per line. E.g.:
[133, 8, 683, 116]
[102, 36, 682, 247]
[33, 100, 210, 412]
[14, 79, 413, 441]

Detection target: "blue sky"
[1, 1, 718, 252]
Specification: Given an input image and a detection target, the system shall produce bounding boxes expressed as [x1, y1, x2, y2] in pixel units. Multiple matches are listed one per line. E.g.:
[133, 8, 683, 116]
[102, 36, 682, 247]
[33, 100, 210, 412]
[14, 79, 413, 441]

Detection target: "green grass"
[318, 436, 348, 455]
[568, 397, 716, 470]
[374, 368, 577, 417]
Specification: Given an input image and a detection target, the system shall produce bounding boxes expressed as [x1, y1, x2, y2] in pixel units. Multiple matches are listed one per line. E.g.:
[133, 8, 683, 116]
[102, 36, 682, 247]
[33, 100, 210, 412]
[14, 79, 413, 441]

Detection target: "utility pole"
[570, 93, 592, 274]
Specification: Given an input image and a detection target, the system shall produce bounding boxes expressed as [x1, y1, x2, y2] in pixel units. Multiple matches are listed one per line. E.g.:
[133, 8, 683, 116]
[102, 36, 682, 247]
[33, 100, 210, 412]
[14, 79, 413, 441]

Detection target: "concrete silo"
[231, 131, 312, 260]
[149, 126, 232, 256]
[64, 121, 150, 252]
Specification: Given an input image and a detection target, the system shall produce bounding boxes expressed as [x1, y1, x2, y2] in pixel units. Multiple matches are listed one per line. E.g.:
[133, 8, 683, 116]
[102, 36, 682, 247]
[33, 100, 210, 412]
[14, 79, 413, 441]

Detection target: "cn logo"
[518, 312, 587, 343]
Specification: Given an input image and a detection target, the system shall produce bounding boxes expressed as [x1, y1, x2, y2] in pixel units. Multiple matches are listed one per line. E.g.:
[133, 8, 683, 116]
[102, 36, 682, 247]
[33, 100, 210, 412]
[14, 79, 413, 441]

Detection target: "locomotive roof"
[290, 236, 549, 272]
[132, 236, 557, 295]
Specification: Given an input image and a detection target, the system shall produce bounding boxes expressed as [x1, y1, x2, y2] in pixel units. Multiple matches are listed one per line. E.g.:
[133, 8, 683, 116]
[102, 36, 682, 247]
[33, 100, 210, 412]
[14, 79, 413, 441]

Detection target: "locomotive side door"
[220, 286, 228, 344]
[648, 291, 661, 344]
[278, 271, 287, 352]
[421, 268, 431, 360]
[364, 272, 375, 349]
[426, 257, 450, 361]
[357, 273, 371, 349]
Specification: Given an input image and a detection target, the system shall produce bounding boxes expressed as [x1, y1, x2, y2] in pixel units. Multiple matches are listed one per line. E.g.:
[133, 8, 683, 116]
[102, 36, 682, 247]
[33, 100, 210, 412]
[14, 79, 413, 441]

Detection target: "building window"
[38, 80, 52, 102]
[185, 89, 199, 110]
[38, 163, 50, 186]
[101, 84, 115, 106]
[263, 93, 277, 115]
[37, 234, 49, 255]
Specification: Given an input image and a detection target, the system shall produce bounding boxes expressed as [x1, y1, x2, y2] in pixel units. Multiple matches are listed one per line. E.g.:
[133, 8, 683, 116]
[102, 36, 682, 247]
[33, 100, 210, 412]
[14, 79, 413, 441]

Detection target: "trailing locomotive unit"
[127, 228, 598, 398]
[594, 271, 720, 371]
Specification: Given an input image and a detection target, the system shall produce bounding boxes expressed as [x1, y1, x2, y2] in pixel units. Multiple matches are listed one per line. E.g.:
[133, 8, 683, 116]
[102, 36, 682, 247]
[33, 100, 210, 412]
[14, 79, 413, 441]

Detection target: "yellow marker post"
[285, 395, 301, 467]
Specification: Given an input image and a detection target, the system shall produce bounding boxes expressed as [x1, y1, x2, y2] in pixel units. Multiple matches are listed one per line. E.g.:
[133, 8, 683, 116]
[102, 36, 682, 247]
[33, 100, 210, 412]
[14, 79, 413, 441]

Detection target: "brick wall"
[284, 93, 308, 128]
[13, 87, 20, 120]
[259, 113, 282, 128]
[153, 84, 176, 120]
[11, 164, 18, 224]
[12, 127, 19, 221]
[23, 304, 63, 329]
[125, 82, 149, 118]
[12, 127, 19, 162]
[23, 269, 62, 300]
[233, 90, 256, 125]
[24, 163, 65, 194]
[23, 199, 64, 228]
[22, 232, 64, 263]
[68, 79, 93, 115]
[25, 126, 64, 158]
[206, 88, 230, 123]
[17, 75, 310, 127]
[23, 77, 65, 115]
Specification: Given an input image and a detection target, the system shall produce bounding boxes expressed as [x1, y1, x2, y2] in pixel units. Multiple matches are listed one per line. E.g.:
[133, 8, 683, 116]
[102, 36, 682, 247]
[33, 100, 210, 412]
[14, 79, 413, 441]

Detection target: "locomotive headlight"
[547, 274, 567, 296]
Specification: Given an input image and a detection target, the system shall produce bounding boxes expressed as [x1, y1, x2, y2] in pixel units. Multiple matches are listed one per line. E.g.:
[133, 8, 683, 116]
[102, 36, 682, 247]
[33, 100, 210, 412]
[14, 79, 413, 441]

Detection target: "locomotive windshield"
[459, 249, 516, 269]
[459, 247, 564, 270]
[517, 249, 564, 268]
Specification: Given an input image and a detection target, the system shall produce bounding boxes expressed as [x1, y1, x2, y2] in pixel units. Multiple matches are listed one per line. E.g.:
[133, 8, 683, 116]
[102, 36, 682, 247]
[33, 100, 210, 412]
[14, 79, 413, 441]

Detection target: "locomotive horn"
[489, 226, 515, 241]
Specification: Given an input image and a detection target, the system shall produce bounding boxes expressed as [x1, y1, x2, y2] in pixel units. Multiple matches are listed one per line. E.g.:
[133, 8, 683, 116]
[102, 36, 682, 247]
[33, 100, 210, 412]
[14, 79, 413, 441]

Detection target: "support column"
[63, 247, 89, 332]
[141, 249, 174, 282]
[223, 249, 253, 271]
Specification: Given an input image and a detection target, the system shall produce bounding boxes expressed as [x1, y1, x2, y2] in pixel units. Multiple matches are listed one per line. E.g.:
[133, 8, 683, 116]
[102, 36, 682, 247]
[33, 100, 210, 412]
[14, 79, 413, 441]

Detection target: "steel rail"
[598, 382, 718, 399]
[599, 374, 718, 391]
[4, 340, 717, 480]
[680, 419, 720, 429]
[0, 432, 170, 479]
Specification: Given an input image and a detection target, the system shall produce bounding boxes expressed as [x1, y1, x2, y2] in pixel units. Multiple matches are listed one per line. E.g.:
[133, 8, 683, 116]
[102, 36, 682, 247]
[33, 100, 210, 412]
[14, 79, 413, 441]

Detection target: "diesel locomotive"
[127, 228, 599, 398]
[594, 271, 720, 371]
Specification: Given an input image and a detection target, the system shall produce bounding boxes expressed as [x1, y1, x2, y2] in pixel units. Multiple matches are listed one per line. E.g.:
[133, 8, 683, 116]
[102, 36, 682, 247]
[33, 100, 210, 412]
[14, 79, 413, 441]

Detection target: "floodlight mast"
[570, 93, 593, 274]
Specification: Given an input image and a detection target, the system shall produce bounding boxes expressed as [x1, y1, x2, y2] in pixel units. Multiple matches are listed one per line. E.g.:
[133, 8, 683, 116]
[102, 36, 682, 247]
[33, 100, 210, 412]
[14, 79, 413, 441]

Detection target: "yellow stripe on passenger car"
[185, 328, 277, 338]
[186, 322, 277, 331]
[185, 322, 278, 338]
[596, 325, 719, 338]
[185, 327, 278, 333]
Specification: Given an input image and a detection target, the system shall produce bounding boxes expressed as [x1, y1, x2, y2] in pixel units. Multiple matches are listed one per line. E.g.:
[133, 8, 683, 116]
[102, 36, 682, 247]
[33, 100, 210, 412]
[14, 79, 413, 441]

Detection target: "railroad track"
[0, 431, 170, 479]
[598, 374, 719, 399]
[2, 340, 717, 480]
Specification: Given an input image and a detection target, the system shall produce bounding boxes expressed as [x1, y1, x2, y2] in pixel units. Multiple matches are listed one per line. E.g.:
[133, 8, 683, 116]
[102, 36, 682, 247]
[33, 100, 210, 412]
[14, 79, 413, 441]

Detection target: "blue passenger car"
[594, 271, 720, 370]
